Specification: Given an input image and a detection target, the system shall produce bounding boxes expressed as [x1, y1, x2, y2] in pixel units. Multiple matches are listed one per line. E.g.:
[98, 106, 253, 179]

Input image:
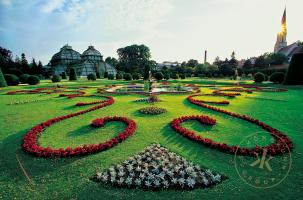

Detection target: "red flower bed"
[170, 95, 293, 157]
[212, 90, 241, 97]
[219, 88, 253, 93]
[192, 96, 230, 105]
[6, 87, 63, 95]
[59, 90, 86, 98]
[21, 96, 137, 158]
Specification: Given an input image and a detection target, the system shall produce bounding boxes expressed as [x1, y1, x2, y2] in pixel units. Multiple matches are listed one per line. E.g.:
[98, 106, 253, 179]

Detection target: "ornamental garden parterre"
[3, 82, 294, 193]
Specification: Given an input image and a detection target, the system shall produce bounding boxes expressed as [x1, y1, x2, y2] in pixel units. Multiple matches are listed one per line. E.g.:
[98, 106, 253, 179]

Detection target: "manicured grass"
[0, 78, 302, 200]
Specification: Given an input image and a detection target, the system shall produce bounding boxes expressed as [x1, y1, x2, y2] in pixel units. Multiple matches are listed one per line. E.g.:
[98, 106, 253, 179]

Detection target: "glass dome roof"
[50, 45, 81, 65]
[82, 45, 102, 61]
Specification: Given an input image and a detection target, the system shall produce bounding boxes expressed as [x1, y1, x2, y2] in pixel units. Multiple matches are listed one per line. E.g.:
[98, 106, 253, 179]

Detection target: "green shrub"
[116, 73, 122, 80]
[108, 74, 115, 80]
[104, 72, 108, 78]
[180, 74, 186, 79]
[254, 72, 265, 83]
[270, 72, 285, 84]
[5, 74, 19, 86]
[163, 73, 170, 80]
[27, 75, 40, 85]
[0, 68, 7, 87]
[20, 74, 30, 84]
[61, 72, 67, 79]
[87, 73, 97, 81]
[96, 72, 101, 79]
[52, 74, 61, 83]
[123, 73, 132, 81]
[154, 72, 163, 80]
[132, 73, 141, 80]
[171, 73, 179, 79]
[284, 53, 303, 85]
[69, 68, 77, 81]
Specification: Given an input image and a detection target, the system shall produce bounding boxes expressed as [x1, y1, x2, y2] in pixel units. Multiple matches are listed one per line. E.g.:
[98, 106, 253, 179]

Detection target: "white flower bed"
[95, 144, 223, 190]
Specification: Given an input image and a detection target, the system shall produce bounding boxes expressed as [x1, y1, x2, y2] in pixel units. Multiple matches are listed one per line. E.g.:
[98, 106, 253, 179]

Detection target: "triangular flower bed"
[93, 144, 224, 190]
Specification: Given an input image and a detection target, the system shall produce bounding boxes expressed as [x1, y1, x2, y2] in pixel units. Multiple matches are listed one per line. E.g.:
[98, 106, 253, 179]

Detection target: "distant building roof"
[278, 41, 303, 60]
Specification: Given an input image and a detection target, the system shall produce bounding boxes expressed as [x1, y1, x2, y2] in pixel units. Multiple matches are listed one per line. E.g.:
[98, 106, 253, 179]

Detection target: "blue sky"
[0, 0, 302, 64]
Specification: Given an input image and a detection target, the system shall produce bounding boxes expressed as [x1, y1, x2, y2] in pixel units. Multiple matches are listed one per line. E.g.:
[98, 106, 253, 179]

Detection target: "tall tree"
[229, 51, 238, 68]
[31, 58, 38, 74]
[21, 53, 30, 74]
[117, 44, 151, 73]
[105, 57, 118, 68]
[0, 67, 7, 87]
[187, 59, 199, 68]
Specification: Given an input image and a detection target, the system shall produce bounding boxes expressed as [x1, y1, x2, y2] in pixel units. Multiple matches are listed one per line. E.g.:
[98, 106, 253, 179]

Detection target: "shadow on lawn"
[0, 129, 86, 182]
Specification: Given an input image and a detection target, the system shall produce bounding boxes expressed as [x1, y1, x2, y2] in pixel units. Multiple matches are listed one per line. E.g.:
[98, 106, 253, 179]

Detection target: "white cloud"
[0, 0, 11, 6]
[40, 0, 65, 13]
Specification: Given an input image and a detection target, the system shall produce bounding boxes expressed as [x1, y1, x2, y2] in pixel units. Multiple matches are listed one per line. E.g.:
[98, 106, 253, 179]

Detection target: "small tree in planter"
[163, 73, 170, 80]
[270, 72, 285, 84]
[116, 73, 122, 80]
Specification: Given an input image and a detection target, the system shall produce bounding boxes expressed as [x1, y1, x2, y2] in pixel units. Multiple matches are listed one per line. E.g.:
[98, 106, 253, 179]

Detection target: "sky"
[0, 0, 302, 65]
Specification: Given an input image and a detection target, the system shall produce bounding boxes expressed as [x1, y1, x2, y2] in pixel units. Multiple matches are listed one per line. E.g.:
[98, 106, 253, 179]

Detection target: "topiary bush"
[69, 68, 77, 81]
[104, 72, 108, 78]
[20, 74, 30, 84]
[108, 74, 115, 80]
[154, 72, 163, 80]
[163, 73, 170, 80]
[132, 73, 141, 80]
[284, 53, 303, 85]
[123, 73, 132, 81]
[27, 75, 40, 85]
[254, 72, 265, 83]
[171, 73, 179, 79]
[52, 74, 61, 83]
[96, 72, 101, 79]
[87, 73, 97, 81]
[5, 74, 19, 86]
[116, 73, 122, 80]
[179, 74, 186, 79]
[270, 72, 285, 84]
[0, 68, 7, 87]
[61, 72, 67, 79]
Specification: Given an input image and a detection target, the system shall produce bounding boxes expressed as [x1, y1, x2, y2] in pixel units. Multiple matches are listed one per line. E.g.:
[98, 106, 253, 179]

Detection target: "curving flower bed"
[169, 95, 293, 157]
[139, 107, 167, 115]
[22, 96, 138, 158]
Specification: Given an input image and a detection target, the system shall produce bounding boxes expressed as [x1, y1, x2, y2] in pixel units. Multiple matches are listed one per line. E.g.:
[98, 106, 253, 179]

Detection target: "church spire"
[274, 7, 287, 52]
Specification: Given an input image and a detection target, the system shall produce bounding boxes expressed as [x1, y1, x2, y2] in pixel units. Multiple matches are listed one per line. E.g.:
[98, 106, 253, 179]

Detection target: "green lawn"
[0, 78, 302, 200]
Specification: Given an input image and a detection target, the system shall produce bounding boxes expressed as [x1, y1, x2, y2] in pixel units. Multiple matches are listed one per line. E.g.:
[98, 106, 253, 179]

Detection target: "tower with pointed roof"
[274, 8, 287, 52]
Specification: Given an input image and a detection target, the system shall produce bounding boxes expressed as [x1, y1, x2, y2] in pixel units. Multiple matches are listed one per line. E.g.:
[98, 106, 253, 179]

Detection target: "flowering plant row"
[6, 87, 63, 95]
[170, 95, 293, 157]
[21, 96, 139, 158]
[241, 85, 288, 92]
[59, 90, 86, 98]
[191, 96, 230, 105]
[139, 107, 167, 115]
[212, 90, 241, 97]
[95, 144, 222, 190]
[218, 88, 253, 93]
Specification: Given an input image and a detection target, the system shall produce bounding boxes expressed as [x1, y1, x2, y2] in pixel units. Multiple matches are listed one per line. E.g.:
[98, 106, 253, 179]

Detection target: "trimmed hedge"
[132, 73, 141, 80]
[5, 74, 19, 86]
[20, 74, 30, 84]
[123, 73, 132, 81]
[154, 72, 163, 80]
[254, 72, 265, 83]
[52, 75, 61, 83]
[27, 75, 40, 85]
[69, 68, 77, 81]
[0, 68, 7, 87]
[116, 73, 122, 80]
[87, 73, 97, 81]
[270, 72, 285, 84]
[108, 74, 115, 80]
[61, 72, 67, 79]
[284, 53, 303, 85]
